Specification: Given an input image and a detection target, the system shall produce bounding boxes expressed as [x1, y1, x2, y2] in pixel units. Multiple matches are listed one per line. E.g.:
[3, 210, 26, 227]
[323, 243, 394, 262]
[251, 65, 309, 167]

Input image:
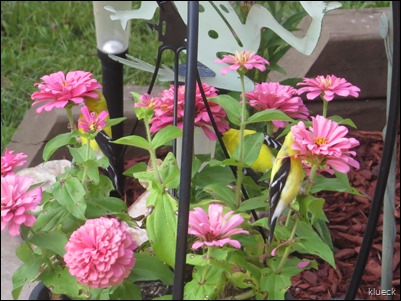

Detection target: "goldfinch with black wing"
[267, 131, 304, 244]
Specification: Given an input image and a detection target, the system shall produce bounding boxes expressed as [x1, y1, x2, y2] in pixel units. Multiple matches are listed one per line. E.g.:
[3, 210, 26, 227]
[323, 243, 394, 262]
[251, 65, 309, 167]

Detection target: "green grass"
[1, 1, 390, 152]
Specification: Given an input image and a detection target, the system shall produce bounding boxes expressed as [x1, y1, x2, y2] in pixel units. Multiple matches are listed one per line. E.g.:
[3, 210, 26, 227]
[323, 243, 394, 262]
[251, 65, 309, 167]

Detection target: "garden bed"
[124, 130, 400, 300]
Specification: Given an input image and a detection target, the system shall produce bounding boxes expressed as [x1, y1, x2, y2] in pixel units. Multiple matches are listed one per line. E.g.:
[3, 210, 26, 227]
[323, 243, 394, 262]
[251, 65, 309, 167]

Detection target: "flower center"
[314, 136, 328, 146]
[322, 77, 332, 88]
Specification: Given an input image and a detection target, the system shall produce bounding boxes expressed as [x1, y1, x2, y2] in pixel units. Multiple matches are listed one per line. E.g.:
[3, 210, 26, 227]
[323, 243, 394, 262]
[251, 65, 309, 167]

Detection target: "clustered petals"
[1, 174, 42, 236]
[297, 75, 360, 101]
[291, 115, 360, 173]
[31, 70, 102, 113]
[1, 148, 28, 176]
[78, 106, 109, 133]
[188, 203, 249, 249]
[215, 50, 269, 75]
[137, 83, 229, 140]
[246, 82, 310, 129]
[64, 217, 137, 288]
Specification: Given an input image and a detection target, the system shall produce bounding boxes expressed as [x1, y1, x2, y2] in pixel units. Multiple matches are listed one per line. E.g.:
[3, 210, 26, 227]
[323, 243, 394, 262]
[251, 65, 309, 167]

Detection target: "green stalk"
[81, 139, 91, 185]
[199, 247, 213, 284]
[144, 117, 162, 184]
[305, 165, 318, 195]
[234, 75, 247, 207]
[276, 216, 300, 273]
[65, 104, 76, 132]
[322, 99, 329, 118]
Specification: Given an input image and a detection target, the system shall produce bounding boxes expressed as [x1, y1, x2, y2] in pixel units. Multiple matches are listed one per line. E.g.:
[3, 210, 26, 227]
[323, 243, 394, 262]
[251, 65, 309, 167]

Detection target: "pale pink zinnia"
[188, 203, 249, 249]
[31, 70, 102, 113]
[297, 75, 360, 101]
[246, 82, 310, 129]
[291, 115, 360, 173]
[64, 217, 137, 288]
[78, 106, 109, 133]
[1, 148, 28, 176]
[1, 174, 42, 236]
[215, 50, 269, 75]
[149, 83, 229, 140]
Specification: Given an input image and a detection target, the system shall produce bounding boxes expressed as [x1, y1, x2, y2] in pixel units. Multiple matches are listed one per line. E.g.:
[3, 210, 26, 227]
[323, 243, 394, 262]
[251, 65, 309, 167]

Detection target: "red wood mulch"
[123, 130, 400, 300]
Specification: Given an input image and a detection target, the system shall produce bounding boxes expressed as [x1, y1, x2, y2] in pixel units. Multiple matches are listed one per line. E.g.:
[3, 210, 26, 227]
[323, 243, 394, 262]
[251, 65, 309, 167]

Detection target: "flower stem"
[276, 216, 300, 273]
[305, 165, 318, 195]
[234, 75, 247, 207]
[81, 139, 91, 185]
[144, 118, 162, 184]
[199, 247, 213, 284]
[65, 105, 76, 132]
[322, 99, 328, 118]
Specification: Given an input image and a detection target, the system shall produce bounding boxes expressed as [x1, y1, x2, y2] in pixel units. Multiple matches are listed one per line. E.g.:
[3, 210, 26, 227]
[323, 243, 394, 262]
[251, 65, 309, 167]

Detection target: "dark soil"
[123, 130, 400, 300]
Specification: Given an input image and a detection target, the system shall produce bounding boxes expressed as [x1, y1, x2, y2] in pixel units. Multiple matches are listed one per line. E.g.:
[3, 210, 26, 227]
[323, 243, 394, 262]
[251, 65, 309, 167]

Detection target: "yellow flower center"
[322, 77, 332, 88]
[314, 136, 328, 146]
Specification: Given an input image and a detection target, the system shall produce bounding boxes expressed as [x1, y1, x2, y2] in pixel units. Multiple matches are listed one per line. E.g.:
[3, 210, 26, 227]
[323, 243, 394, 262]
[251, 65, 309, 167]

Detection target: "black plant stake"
[345, 2, 400, 299]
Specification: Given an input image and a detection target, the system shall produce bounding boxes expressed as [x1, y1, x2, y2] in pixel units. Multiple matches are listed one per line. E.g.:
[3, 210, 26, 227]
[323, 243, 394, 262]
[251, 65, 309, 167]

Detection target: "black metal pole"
[345, 2, 400, 299]
[97, 49, 127, 195]
[172, 2, 199, 300]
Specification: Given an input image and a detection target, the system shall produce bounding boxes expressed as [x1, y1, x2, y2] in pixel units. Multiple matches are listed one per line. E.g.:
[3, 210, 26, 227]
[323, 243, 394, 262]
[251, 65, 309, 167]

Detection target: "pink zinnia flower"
[64, 217, 137, 288]
[1, 149, 28, 176]
[297, 75, 360, 101]
[291, 115, 360, 173]
[1, 174, 42, 236]
[246, 82, 310, 129]
[215, 50, 269, 75]
[149, 83, 229, 140]
[78, 106, 109, 133]
[188, 203, 249, 249]
[31, 70, 102, 113]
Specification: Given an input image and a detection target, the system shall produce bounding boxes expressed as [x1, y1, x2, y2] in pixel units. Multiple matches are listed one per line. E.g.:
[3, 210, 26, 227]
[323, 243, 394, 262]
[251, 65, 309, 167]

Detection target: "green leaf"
[42, 131, 79, 161]
[110, 282, 142, 300]
[52, 177, 87, 220]
[68, 144, 96, 163]
[232, 133, 264, 167]
[146, 192, 178, 267]
[184, 266, 224, 300]
[41, 267, 97, 299]
[106, 116, 126, 127]
[186, 253, 210, 266]
[123, 162, 147, 177]
[12, 255, 43, 300]
[151, 126, 182, 149]
[113, 135, 151, 150]
[245, 110, 293, 124]
[294, 221, 336, 268]
[311, 172, 365, 196]
[85, 196, 128, 219]
[329, 115, 357, 128]
[193, 165, 234, 187]
[238, 195, 268, 212]
[159, 152, 180, 189]
[130, 253, 174, 285]
[210, 94, 244, 125]
[298, 195, 328, 224]
[29, 230, 68, 256]
[202, 183, 236, 208]
[260, 266, 290, 300]
[33, 200, 74, 232]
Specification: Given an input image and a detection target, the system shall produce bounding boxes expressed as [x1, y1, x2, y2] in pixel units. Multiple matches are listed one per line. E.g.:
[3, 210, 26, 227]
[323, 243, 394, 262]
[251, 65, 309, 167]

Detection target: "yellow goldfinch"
[267, 131, 304, 244]
[222, 128, 278, 173]
[79, 91, 122, 196]
[80, 91, 112, 153]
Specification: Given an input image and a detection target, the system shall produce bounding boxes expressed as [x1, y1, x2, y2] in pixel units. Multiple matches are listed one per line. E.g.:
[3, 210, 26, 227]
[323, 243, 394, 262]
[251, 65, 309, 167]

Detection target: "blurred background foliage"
[1, 1, 390, 151]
